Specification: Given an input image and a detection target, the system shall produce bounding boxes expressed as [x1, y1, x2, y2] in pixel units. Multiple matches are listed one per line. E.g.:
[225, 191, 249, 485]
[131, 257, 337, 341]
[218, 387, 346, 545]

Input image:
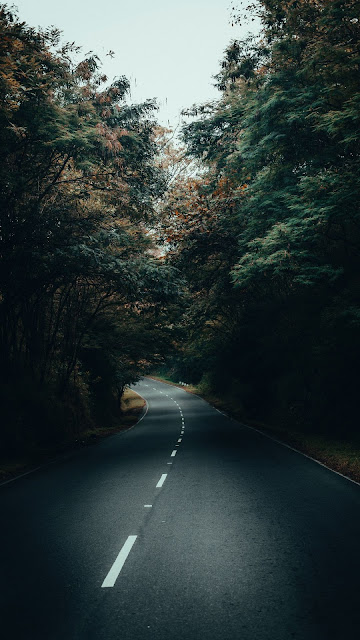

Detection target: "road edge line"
[147, 377, 360, 488]
[238, 421, 360, 488]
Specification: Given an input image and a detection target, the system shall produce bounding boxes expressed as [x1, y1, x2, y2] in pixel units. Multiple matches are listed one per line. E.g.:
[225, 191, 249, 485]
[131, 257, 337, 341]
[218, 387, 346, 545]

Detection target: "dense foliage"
[165, 0, 360, 435]
[0, 6, 178, 450]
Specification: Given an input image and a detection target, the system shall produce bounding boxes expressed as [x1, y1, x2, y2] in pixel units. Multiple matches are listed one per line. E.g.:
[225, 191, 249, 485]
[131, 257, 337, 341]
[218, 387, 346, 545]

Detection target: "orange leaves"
[95, 122, 123, 155]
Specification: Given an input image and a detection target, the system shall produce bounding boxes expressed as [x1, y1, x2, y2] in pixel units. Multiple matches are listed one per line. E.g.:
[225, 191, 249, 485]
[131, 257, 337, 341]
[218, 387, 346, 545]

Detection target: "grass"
[79, 388, 146, 441]
[149, 375, 360, 484]
[0, 387, 146, 484]
[149, 374, 198, 394]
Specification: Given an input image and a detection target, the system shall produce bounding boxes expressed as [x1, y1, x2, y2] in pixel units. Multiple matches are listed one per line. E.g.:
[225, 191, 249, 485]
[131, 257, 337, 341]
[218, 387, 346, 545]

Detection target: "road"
[1, 377, 360, 639]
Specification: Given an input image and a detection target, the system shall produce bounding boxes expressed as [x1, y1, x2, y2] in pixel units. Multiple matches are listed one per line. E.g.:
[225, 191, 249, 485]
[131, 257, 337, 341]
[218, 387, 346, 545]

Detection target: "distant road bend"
[1, 378, 360, 639]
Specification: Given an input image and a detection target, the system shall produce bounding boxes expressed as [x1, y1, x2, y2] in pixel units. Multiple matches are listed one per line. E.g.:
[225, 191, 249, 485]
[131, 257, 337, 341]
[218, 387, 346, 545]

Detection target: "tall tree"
[175, 0, 360, 432]
[0, 5, 179, 448]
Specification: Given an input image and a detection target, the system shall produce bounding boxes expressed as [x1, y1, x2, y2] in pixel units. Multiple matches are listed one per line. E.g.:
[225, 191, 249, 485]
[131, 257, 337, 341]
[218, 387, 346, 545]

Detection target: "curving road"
[1, 378, 360, 639]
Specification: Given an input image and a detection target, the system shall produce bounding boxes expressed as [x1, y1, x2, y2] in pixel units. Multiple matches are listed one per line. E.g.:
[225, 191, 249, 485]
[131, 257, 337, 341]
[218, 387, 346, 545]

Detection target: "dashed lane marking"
[171, 450, 177, 457]
[156, 474, 167, 488]
[101, 535, 137, 588]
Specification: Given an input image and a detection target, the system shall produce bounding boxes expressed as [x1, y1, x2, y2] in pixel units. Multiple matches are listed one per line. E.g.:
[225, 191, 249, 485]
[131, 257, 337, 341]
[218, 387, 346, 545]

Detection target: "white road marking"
[136, 396, 149, 424]
[181, 431, 184, 435]
[178, 438, 182, 442]
[144, 504, 152, 508]
[101, 535, 137, 588]
[156, 474, 167, 488]
[171, 450, 177, 457]
[167, 462, 173, 465]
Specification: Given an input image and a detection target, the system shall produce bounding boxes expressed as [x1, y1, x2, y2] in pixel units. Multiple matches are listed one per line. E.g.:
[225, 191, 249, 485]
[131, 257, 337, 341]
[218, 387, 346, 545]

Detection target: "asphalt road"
[1, 378, 360, 639]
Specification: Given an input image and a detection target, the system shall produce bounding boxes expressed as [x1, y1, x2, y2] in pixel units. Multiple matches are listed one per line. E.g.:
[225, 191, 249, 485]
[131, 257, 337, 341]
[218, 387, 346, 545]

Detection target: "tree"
[0, 5, 179, 449]
[175, 0, 360, 432]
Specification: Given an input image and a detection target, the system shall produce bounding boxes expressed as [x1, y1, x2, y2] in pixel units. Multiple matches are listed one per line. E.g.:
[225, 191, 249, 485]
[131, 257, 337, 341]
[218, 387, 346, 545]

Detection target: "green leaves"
[0, 6, 180, 444]
[172, 0, 360, 433]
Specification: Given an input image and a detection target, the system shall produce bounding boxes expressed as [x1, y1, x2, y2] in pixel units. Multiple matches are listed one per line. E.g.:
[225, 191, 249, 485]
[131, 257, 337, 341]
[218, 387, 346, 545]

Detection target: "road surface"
[1, 378, 360, 639]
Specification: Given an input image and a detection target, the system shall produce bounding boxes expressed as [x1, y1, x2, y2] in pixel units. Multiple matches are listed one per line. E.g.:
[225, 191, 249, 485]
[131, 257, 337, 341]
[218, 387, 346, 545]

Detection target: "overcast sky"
[12, 1, 259, 129]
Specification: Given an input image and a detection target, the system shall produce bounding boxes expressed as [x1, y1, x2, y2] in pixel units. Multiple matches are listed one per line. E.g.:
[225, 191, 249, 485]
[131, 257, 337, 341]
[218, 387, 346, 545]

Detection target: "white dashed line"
[156, 474, 167, 488]
[144, 504, 152, 508]
[167, 462, 173, 465]
[178, 438, 182, 442]
[101, 535, 137, 588]
[171, 450, 177, 457]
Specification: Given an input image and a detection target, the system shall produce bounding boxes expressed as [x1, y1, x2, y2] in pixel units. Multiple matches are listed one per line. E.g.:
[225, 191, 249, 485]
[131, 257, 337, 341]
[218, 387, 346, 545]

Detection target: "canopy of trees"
[162, 0, 360, 435]
[0, 6, 179, 450]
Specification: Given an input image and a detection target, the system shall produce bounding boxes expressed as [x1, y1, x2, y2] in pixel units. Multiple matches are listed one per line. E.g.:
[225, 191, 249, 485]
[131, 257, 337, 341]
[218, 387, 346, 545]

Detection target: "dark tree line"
[161, 0, 360, 437]
[0, 6, 179, 451]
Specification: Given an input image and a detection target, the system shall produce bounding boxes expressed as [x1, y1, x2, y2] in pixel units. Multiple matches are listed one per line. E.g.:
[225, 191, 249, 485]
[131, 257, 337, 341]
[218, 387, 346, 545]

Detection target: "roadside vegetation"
[0, 387, 145, 482]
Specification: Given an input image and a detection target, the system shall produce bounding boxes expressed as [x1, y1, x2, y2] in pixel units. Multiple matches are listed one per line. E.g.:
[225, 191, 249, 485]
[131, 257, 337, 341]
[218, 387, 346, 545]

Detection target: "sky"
[12, 0, 259, 130]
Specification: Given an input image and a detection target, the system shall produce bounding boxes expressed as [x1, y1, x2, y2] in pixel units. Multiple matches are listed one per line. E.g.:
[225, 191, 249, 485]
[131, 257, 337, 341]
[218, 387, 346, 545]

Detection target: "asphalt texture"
[1, 378, 360, 639]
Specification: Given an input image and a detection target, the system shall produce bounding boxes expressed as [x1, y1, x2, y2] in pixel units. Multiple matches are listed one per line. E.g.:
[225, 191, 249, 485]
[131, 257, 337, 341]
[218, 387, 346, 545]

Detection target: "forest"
[1, 1, 360, 461]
